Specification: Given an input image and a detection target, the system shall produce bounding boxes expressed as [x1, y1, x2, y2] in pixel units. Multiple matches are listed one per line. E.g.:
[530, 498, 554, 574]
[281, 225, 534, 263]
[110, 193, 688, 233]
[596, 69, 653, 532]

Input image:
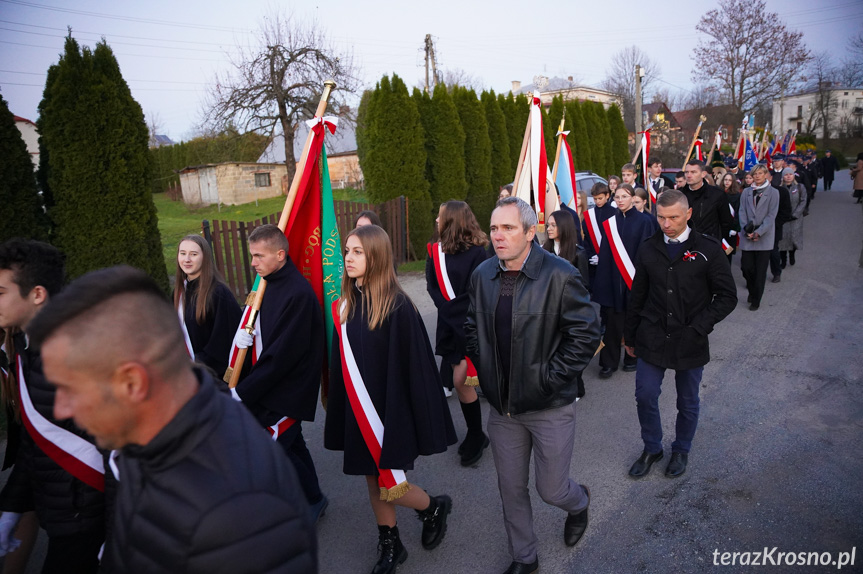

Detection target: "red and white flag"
[583, 208, 602, 254]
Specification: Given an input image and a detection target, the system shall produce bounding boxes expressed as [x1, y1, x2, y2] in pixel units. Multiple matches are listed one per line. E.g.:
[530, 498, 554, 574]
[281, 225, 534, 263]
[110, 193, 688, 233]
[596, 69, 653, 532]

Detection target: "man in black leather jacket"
[29, 266, 317, 574]
[465, 197, 600, 574]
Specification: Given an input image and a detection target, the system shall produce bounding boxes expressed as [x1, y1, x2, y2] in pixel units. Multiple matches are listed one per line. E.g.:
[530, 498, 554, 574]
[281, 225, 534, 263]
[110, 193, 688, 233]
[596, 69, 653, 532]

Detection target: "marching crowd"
[0, 149, 855, 574]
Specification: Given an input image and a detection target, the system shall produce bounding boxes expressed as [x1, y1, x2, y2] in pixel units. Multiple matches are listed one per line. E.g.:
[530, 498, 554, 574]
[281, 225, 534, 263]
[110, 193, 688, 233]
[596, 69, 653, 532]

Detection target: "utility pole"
[634, 64, 644, 134]
[424, 34, 432, 93]
[424, 34, 439, 92]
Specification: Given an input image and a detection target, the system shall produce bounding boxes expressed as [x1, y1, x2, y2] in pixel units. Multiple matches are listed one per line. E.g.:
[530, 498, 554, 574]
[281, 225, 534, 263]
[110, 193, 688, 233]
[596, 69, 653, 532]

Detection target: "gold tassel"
[244, 291, 257, 306]
[464, 376, 479, 387]
[380, 481, 411, 502]
[222, 367, 234, 383]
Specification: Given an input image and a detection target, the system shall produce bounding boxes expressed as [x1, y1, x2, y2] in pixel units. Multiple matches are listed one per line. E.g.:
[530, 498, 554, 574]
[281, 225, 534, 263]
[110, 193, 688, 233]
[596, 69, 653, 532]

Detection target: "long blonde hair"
[339, 225, 406, 330]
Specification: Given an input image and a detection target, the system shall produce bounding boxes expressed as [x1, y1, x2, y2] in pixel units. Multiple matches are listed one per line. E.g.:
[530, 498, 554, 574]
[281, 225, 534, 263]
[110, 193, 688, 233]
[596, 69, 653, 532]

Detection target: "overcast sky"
[1, 0, 860, 141]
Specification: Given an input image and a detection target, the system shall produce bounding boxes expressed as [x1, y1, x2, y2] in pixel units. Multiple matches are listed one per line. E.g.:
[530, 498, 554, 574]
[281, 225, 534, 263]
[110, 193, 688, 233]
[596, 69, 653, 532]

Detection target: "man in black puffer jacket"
[28, 266, 317, 574]
[0, 239, 105, 573]
[679, 160, 734, 241]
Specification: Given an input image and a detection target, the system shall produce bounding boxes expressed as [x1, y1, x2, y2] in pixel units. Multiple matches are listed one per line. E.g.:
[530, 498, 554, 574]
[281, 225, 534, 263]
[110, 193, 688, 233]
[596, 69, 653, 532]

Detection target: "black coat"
[324, 291, 456, 475]
[680, 182, 734, 241]
[0, 333, 105, 538]
[103, 370, 316, 574]
[625, 231, 737, 370]
[425, 244, 489, 364]
[180, 279, 242, 377]
[237, 258, 323, 425]
[821, 155, 839, 179]
[591, 208, 658, 312]
[465, 243, 601, 416]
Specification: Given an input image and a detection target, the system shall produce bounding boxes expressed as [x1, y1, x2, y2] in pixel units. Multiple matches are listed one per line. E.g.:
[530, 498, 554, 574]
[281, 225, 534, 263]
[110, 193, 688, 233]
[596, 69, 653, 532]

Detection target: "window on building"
[796, 121, 802, 132]
[842, 100, 848, 109]
[796, 105, 802, 117]
[254, 173, 271, 187]
[656, 112, 665, 122]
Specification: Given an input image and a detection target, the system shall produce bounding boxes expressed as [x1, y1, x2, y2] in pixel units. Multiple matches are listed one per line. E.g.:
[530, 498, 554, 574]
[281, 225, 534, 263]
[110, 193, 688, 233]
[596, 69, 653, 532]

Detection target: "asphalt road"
[3, 172, 861, 574]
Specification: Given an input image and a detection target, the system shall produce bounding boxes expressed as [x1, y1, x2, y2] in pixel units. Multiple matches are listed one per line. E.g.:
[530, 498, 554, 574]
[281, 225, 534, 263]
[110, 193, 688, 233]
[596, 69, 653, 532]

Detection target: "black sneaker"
[416, 495, 452, 549]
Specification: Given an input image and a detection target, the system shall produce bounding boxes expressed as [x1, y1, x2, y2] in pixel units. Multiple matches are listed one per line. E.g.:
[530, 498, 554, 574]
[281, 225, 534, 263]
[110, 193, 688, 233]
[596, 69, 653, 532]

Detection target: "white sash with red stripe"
[603, 216, 636, 290]
[584, 208, 602, 254]
[16, 356, 105, 492]
[178, 284, 195, 359]
[333, 300, 409, 501]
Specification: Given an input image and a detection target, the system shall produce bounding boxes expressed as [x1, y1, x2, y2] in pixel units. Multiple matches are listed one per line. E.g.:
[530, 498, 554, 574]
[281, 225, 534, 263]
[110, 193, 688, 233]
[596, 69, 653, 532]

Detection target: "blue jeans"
[635, 359, 703, 454]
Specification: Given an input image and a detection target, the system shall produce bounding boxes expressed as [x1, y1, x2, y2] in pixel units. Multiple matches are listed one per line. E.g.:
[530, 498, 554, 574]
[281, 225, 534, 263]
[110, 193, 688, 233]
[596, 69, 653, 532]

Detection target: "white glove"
[0, 512, 22, 556]
[729, 230, 737, 236]
[230, 387, 242, 402]
[233, 329, 254, 350]
[589, 255, 599, 266]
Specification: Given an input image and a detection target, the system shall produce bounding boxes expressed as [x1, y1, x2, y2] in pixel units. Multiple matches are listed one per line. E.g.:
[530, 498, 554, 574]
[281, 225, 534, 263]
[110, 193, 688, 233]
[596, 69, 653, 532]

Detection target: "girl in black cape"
[425, 201, 491, 467]
[173, 235, 241, 377]
[325, 224, 456, 574]
[543, 209, 590, 399]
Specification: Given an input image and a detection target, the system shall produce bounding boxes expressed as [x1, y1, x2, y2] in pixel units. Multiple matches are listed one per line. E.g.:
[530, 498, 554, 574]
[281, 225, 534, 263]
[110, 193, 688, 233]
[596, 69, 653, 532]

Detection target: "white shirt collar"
[664, 226, 692, 244]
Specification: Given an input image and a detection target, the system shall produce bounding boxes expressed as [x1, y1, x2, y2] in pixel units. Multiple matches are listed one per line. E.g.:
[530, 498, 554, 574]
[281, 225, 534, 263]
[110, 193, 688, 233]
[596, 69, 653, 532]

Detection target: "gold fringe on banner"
[222, 367, 234, 384]
[465, 376, 479, 387]
[380, 481, 411, 502]
[244, 291, 257, 307]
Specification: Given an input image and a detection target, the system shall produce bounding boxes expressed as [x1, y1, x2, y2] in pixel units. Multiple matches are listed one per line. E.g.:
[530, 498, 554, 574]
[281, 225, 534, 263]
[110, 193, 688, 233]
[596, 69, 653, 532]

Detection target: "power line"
[0, 69, 210, 85]
[0, 26, 228, 53]
[0, 40, 224, 62]
[0, 19, 237, 47]
[0, 0, 253, 34]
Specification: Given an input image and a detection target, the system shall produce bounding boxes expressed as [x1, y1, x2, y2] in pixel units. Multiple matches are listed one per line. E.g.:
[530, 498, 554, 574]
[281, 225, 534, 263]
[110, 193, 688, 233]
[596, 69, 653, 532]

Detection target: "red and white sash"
[226, 305, 263, 375]
[268, 416, 296, 441]
[177, 285, 195, 359]
[603, 216, 636, 290]
[583, 208, 602, 254]
[427, 243, 456, 301]
[332, 300, 409, 501]
[427, 243, 480, 386]
[16, 356, 105, 492]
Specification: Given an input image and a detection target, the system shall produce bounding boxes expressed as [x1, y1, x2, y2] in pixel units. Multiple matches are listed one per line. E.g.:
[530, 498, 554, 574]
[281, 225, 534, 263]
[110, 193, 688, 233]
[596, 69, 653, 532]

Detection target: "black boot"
[371, 525, 407, 574]
[789, 250, 796, 266]
[779, 251, 787, 269]
[416, 495, 452, 549]
[459, 400, 489, 466]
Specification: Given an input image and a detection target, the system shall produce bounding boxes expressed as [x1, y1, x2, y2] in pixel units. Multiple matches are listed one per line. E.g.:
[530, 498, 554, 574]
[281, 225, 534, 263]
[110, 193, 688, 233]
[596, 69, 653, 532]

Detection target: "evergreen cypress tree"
[541, 103, 555, 169]
[414, 84, 466, 208]
[498, 93, 522, 173]
[481, 90, 512, 191]
[0, 94, 49, 242]
[452, 87, 494, 230]
[566, 101, 591, 173]
[360, 74, 432, 258]
[595, 102, 616, 180]
[546, 96, 565, 169]
[40, 36, 166, 289]
[355, 88, 375, 169]
[607, 104, 631, 174]
[581, 101, 607, 176]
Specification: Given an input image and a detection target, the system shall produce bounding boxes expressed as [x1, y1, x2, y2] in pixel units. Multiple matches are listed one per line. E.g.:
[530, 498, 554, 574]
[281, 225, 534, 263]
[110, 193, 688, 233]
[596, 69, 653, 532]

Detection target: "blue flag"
[743, 138, 758, 171]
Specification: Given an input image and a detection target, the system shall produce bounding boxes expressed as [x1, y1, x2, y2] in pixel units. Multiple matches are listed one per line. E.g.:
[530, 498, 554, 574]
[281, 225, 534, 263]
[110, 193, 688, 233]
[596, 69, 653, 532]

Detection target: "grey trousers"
[487, 403, 589, 563]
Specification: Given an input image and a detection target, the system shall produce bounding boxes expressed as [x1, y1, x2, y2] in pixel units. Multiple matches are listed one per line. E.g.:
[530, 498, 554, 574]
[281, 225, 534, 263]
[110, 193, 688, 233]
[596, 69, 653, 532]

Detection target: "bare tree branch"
[692, 0, 810, 115]
[601, 46, 662, 132]
[202, 9, 360, 183]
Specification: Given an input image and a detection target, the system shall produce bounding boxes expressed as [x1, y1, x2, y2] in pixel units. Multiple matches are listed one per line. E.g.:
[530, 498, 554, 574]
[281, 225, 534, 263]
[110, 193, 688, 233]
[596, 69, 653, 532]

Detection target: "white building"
[14, 115, 39, 168]
[772, 87, 863, 139]
[512, 77, 619, 110]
